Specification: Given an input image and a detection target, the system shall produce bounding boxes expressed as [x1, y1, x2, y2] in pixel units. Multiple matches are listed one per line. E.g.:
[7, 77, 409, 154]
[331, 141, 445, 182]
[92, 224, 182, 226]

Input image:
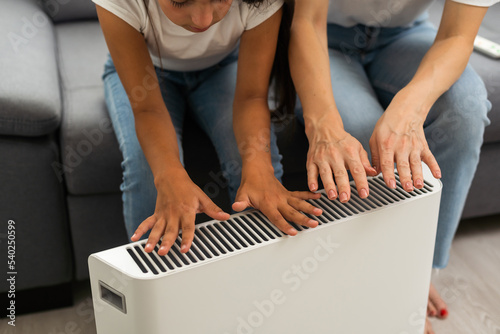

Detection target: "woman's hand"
[306, 122, 377, 202]
[232, 168, 323, 236]
[366, 0, 490, 190]
[131, 169, 230, 256]
[369, 99, 441, 192]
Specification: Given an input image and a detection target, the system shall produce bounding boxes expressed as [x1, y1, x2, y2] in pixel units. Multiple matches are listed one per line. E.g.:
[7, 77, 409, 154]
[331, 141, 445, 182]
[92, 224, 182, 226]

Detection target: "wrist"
[304, 116, 348, 145]
[241, 160, 275, 181]
[153, 165, 188, 188]
[392, 85, 432, 119]
[303, 106, 345, 139]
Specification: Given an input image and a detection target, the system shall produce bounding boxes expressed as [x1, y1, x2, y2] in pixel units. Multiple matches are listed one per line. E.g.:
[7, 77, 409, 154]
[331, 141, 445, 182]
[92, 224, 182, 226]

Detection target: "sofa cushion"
[462, 143, 500, 218]
[56, 21, 122, 195]
[0, 135, 73, 291]
[67, 193, 128, 280]
[41, 0, 97, 23]
[428, 1, 500, 144]
[0, 0, 61, 137]
[473, 3, 500, 144]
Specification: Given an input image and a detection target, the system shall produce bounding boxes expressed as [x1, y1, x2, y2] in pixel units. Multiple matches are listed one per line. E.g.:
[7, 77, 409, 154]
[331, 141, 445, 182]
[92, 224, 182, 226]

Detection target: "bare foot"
[427, 283, 449, 319]
[425, 318, 435, 334]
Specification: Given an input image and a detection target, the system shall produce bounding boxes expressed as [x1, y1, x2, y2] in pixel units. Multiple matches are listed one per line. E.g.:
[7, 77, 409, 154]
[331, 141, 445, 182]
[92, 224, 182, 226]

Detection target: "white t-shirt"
[327, 0, 500, 28]
[92, 0, 284, 71]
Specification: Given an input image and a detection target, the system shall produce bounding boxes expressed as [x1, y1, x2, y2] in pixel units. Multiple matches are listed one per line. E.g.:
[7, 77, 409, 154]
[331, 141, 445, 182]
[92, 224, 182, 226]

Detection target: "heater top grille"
[125, 174, 436, 276]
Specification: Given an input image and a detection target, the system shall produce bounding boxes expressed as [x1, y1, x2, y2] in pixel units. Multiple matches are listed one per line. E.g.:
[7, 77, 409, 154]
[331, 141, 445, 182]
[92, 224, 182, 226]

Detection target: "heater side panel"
[91, 191, 440, 334]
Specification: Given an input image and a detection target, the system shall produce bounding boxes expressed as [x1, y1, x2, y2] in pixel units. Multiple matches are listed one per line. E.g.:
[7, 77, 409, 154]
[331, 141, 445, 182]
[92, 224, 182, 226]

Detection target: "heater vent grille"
[126, 174, 434, 275]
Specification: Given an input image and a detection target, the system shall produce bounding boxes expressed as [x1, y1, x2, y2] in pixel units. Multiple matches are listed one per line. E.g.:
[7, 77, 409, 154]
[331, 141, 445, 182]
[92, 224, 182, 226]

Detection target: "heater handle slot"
[99, 280, 127, 314]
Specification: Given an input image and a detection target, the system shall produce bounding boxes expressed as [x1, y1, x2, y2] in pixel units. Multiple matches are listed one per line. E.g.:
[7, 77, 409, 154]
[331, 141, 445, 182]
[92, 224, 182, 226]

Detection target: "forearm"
[233, 99, 275, 177]
[396, 36, 474, 119]
[233, 8, 283, 179]
[96, 6, 187, 186]
[134, 109, 186, 185]
[394, 0, 487, 120]
[288, 2, 377, 197]
[289, 14, 344, 137]
[230, 6, 322, 228]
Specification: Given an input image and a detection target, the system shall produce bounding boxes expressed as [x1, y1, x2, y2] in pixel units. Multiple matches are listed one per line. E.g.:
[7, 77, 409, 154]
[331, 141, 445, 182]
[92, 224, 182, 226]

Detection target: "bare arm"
[369, 0, 488, 191]
[289, 0, 377, 202]
[96, 5, 229, 255]
[399, 1, 487, 113]
[232, 8, 322, 235]
[96, 6, 181, 175]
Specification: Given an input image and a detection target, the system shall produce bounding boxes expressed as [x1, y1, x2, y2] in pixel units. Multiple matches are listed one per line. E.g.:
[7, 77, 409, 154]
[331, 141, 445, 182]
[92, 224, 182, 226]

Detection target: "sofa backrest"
[40, 0, 97, 23]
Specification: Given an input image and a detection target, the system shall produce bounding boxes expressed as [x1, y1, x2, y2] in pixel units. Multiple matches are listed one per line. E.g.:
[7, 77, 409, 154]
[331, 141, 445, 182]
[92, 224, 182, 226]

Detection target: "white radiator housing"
[89, 168, 441, 334]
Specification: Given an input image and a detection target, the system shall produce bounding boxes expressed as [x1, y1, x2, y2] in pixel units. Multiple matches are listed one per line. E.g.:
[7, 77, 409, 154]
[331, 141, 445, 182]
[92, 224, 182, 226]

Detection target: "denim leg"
[188, 59, 283, 204]
[424, 67, 490, 268]
[365, 23, 491, 268]
[329, 49, 385, 153]
[103, 57, 187, 239]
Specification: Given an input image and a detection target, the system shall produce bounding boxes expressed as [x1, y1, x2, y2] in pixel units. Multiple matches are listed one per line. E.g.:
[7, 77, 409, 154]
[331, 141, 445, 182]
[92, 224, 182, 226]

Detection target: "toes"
[425, 318, 436, 334]
[427, 299, 437, 317]
[429, 283, 448, 319]
[439, 308, 448, 318]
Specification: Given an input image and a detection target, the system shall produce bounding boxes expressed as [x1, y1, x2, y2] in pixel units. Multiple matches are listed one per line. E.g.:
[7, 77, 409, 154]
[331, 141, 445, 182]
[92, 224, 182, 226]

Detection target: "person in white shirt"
[289, 0, 497, 332]
[94, 0, 322, 257]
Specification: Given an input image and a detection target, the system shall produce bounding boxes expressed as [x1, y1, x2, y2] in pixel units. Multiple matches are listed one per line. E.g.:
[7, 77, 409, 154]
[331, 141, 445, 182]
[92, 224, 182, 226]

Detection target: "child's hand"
[232, 170, 323, 236]
[131, 171, 230, 256]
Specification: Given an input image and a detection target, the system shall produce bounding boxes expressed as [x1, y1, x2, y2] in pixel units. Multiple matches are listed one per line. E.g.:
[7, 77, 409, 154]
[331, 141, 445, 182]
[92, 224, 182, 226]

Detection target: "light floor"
[428, 214, 500, 334]
[1, 215, 499, 334]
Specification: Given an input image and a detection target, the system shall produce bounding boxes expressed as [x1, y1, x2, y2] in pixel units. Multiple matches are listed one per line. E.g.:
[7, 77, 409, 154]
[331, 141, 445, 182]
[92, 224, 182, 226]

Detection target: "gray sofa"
[1, 0, 499, 313]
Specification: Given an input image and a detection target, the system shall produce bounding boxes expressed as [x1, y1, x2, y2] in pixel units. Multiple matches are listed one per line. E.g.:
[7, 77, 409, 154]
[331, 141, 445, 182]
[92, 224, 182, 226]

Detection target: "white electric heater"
[89, 167, 441, 334]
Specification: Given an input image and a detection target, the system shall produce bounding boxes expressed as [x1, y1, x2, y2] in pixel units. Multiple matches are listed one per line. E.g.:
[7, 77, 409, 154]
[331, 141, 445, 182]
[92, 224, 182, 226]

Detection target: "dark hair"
[242, 0, 265, 4]
[270, 0, 295, 121]
[143, 0, 295, 119]
[239, 0, 296, 121]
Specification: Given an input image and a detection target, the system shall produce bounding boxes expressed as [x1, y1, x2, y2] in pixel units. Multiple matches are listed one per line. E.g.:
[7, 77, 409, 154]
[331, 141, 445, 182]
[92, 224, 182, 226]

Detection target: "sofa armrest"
[0, 0, 61, 137]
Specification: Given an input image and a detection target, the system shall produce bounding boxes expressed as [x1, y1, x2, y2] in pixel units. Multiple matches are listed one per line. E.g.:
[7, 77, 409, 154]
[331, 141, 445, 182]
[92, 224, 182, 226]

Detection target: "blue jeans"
[295, 19, 491, 268]
[103, 51, 283, 239]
